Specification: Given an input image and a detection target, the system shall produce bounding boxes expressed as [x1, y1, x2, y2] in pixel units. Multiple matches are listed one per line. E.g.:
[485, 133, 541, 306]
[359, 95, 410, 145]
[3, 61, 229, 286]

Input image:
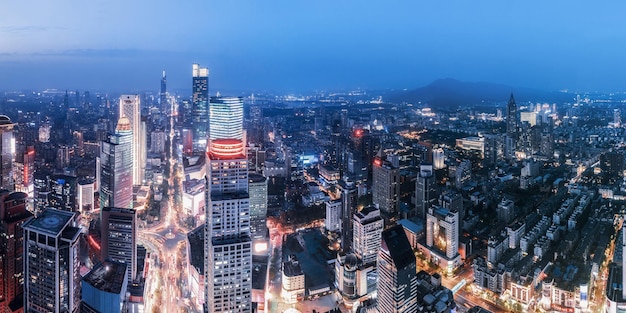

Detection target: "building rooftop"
[248, 173, 267, 184]
[283, 257, 304, 277]
[83, 260, 128, 294]
[397, 218, 424, 234]
[23, 208, 75, 236]
[381, 225, 414, 270]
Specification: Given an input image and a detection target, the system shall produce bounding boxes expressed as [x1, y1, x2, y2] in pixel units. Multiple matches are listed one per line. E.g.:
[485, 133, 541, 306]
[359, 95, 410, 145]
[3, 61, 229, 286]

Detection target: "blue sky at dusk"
[1, 1, 626, 93]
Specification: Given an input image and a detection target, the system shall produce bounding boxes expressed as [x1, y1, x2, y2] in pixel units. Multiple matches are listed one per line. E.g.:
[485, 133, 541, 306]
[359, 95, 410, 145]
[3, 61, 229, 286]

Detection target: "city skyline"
[3, 2, 626, 92]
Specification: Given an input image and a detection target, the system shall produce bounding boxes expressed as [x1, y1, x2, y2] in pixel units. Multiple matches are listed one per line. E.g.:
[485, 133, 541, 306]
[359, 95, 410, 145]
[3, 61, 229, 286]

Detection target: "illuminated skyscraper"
[352, 206, 384, 265]
[0, 191, 32, 313]
[0, 116, 15, 190]
[415, 164, 436, 219]
[23, 208, 81, 313]
[192, 64, 209, 151]
[248, 173, 268, 251]
[160, 70, 167, 111]
[100, 117, 133, 210]
[204, 94, 252, 313]
[209, 97, 244, 143]
[119, 95, 144, 185]
[101, 207, 137, 284]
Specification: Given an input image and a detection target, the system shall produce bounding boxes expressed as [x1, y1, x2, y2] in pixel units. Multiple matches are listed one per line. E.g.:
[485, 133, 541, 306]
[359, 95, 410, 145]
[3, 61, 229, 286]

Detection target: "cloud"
[0, 25, 65, 33]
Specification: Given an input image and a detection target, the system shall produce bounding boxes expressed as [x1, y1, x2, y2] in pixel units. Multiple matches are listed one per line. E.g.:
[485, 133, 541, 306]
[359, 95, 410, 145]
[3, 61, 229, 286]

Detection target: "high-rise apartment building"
[192, 64, 209, 151]
[372, 155, 399, 215]
[119, 95, 144, 185]
[100, 117, 133, 210]
[204, 94, 252, 313]
[0, 116, 15, 190]
[352, 206, 384, 265]
[101, 207, 137, 284]
[23, 208, 81, 313]
[377, 225, 418, 313]
[0, 191, 32, 313]
[325, 199, 342, 233]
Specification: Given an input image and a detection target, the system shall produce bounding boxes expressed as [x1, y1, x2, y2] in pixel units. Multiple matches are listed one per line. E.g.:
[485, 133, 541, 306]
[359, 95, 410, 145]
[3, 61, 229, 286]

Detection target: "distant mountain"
[391, 78, 572, 108]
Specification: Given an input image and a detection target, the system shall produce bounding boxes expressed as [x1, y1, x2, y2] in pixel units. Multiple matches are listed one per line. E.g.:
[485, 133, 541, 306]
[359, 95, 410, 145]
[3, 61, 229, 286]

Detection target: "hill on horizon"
[391, 78, 572, 108]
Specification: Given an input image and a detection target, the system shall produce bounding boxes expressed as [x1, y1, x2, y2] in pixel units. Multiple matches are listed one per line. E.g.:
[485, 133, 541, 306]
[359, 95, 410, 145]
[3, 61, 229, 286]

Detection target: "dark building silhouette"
[0, 191, 32, 313]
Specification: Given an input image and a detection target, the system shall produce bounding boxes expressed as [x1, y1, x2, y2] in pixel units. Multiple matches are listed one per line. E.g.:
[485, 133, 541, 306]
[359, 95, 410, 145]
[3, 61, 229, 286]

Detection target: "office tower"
[0, 191, 32, 313]
[14, 145, 35, 197]
[426, 206, 459, 260]
[506, 94, 518, 158]
[601, 151, 625, 179]
[48, 174, 78, 212]
[192, 64, 209, 151]
[101, 207, 137, 284]
[209, 97, 244, 143]
[377, 225, 418, 313]
[81, 260, 128, 313]
[100, 117, 134, 210]
[615, 109, 622, 127]
[204, 94, 251, 313]
[33, 172, 50, 211]
[372, 154, 399, 215]
[0, 116, 15, 190]
[338, 179, 358, 250]
[23, 208, 81, 313]
[118, 95, 143, 185]
[160, 70, 167, 111]
[352, 207, 384, 265]
[415, 164, 436, 219]
[77, 178, 95, 212]
[497, 199, 515, 224]
[506, 94, 518, 137]
[439, 190, 463, 234]
[432, 148, 445, 170]
[248, 173, 268, 244]
[325, 199, 342, 233]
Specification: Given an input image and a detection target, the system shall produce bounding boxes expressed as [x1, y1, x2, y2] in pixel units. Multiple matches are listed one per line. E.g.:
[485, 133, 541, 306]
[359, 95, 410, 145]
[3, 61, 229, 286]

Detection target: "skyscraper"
[204, 94, 252, 313]
[119, 95, 144, 185]
[248, 173, 268, 251]
[160, 70, 167, 111]
[376, 225, 418, 313]
[192, 64, 209, 151]
[415, 164, 436, 219]
[338, 179, 358, 250]
[101, 207, 137, 284]
[0, 191, 32, 313]
[23, 208, 81, 313]
[81, 260, 128, 313]
[352, 206, 384, 265]
[209, 96, 244, 143]
[100, 117, 134, 210]
[0, 116, 15, 190]
[372, 153, 400, 215]
[506, 94, 518, 158]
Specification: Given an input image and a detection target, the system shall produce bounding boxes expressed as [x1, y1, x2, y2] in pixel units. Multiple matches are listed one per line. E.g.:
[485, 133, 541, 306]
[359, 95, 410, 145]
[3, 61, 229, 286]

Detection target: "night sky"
[2, 1, 626, 93]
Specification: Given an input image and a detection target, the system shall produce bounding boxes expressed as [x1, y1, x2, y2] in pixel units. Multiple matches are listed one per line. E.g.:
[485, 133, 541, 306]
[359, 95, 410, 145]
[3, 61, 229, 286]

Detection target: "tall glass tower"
[119, 95, 144, 185]
[0, 116, 15, 190]
[204, 96, 252, 313]
[100, 117, 134, 210]
[192, 64, 209, 152]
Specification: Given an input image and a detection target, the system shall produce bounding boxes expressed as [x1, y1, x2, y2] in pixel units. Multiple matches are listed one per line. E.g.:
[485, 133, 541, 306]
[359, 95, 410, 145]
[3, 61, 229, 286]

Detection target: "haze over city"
[3, 1, 626, 92]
